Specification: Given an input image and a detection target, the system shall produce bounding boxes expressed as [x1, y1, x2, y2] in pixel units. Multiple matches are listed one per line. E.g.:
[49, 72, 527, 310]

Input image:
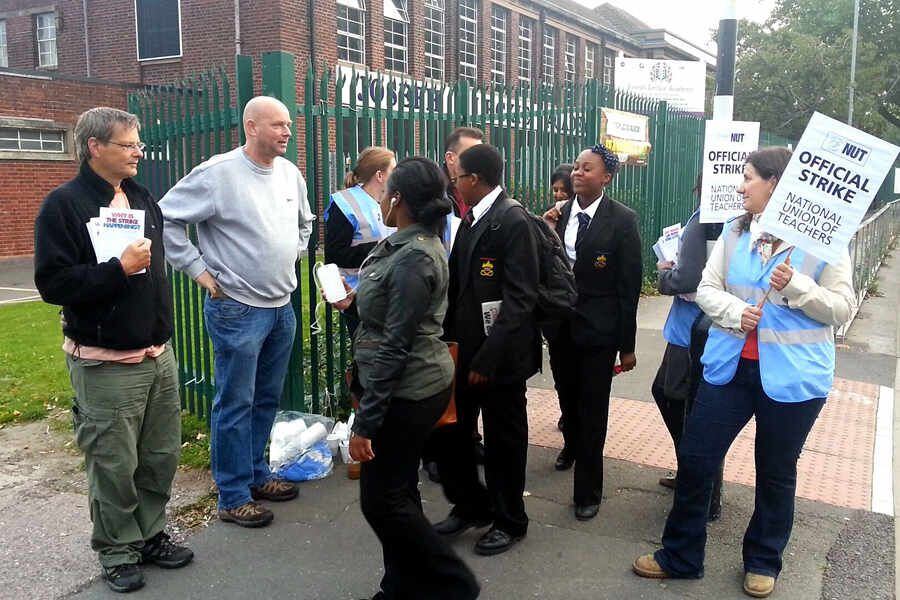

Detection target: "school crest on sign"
[480, 258, 495, 278]
[593, 254, 608, 269]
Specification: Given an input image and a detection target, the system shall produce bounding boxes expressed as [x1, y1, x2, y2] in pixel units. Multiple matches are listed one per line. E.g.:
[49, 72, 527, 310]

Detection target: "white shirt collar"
[470, 186, 504, 226]
[571, 193, 604, 220]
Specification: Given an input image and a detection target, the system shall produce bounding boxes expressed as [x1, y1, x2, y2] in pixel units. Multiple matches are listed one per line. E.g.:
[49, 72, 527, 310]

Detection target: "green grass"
[180, 411, 211, 469]
[0, 302, 70, 425]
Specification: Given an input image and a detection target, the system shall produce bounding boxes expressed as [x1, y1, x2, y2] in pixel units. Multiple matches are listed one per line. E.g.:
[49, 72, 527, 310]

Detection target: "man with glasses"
[34, 107, 192, 593]
[160, 96, 315, 528]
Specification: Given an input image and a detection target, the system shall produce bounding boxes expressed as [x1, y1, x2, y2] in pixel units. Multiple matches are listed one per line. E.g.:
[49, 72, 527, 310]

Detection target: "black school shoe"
[102, 563, 145, 593]
[140, 531, 194, 569]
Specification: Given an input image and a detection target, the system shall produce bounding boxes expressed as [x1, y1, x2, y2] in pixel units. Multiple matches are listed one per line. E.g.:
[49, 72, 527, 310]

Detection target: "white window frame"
[603, 53, 613, 85]
[518, 17, 532, 84]
[584, 44, 595, 80]
[490, 6, 507, 86]
[134, 0, 183, 61]
[564, 37, 576, 84]
[384, 0, 409, 73]
[0, 117, 73, 161]
[35, 12, 57, 69]
[458, 0, 478, 82]
[0, 21, 7, 68]
[423, 0, 445, 80]
[337, 0, 367, 65]
[542, 26, 555, 83]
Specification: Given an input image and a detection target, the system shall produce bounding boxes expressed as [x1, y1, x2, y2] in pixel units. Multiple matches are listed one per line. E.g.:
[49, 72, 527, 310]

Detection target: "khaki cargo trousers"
[67, 345, 181, 567]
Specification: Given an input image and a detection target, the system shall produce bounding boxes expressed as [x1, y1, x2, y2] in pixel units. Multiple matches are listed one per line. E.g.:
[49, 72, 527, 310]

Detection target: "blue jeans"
[654, 358, 825, 579]
[204, 297, 296, 510]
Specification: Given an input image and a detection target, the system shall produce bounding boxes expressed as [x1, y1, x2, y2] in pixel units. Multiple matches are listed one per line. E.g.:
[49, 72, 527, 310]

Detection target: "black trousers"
[652, 343, 693, 450]
[433, 378, 529, 537]
[360, 389, 479, 600]
[549, 322, 617, 506]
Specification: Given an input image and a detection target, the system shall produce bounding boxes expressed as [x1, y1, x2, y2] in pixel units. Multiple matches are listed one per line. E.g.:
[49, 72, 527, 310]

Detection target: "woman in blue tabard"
[324, 146, 397, 335]
[633, 147, 855, 599]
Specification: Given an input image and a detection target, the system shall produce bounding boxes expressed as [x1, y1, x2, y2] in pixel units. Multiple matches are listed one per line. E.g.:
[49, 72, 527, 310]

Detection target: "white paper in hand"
[91, 207, 146, 274]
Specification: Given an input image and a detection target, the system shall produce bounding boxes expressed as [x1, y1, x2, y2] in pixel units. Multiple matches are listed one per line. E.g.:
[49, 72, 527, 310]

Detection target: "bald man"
[160, 95, 315, 527]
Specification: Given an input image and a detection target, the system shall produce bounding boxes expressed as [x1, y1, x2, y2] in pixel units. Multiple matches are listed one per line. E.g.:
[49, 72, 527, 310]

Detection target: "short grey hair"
[74, 107, 141, 162]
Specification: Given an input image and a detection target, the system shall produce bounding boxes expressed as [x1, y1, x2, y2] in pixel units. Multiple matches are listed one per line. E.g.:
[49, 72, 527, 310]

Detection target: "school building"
[0, 0, 716, 257]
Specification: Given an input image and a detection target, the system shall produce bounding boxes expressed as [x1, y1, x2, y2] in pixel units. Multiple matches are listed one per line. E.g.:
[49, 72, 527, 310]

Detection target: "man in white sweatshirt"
[160, 96, 315, 527]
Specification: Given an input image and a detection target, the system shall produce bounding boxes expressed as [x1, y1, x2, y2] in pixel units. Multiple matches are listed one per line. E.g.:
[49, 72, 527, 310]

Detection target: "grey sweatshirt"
[159, 147, 315, 308]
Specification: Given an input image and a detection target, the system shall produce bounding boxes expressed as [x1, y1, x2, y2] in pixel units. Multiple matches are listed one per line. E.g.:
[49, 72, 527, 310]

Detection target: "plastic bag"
[269, 411, 335, 471]
[276, 440, 333, 482]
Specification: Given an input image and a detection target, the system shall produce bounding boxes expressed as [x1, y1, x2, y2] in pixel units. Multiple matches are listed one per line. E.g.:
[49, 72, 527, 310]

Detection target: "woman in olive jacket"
[329, 157, 479, 600]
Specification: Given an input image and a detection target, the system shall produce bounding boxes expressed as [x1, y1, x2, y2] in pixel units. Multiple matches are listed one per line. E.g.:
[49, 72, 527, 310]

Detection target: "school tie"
[575, 212, 591, 248]
[463, 210, 475, 227]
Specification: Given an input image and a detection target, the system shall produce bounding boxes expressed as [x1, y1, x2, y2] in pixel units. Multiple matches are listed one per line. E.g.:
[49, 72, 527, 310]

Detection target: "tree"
[733, 0, 899, 142]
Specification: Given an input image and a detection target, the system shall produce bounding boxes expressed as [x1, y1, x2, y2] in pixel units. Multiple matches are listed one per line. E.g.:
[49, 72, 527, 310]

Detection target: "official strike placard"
[759, 112, 899, 265]
[700, 121, 760, 223]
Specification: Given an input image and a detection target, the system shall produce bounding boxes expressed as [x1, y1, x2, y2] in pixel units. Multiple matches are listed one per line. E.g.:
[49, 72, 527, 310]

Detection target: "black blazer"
[556, 194, 642, 353]
[446, 191, 542, 383]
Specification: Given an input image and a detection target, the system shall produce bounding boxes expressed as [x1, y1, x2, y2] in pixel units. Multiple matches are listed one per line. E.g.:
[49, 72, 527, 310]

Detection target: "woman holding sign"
[632, 147, 854, 598]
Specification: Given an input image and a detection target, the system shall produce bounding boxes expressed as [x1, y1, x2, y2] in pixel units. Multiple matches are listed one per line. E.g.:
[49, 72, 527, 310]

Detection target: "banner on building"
[599, 108, 652, 166]
[758, 112, 900, 265]
[699, 120, 761, 223]
[614, 58, 706, 113]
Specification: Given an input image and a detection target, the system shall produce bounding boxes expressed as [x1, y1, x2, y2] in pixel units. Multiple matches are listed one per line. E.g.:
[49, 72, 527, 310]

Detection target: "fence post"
[262, 51, 298, 164]
[235, 55, 254, 145]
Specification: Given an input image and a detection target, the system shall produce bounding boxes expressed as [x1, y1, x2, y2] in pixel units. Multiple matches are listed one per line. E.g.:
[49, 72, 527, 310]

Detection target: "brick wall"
[0, 72, 130, 257]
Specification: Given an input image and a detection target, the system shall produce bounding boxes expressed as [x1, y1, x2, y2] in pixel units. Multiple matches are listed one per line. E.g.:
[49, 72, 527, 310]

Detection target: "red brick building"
[0, 0, 715, 257]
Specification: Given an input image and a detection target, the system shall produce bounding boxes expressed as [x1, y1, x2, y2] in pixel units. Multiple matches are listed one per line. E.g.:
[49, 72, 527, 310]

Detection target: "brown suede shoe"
[251, 479, 299, 502]
[218, 501, 274, 528]
[743, 572, 775, 598]
[632, 553, 669, 579]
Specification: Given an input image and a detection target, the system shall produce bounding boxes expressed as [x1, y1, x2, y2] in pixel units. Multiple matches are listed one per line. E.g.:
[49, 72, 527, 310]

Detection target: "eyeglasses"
[450, 173, 474, 186]
[106, 141, 146, 152]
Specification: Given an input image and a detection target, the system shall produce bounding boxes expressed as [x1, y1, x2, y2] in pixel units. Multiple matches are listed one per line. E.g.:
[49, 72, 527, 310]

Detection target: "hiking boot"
[743, 572, 776, 598]
[140, 531, 194, 569]
[218, 501, 274, 528]
[102, 563, 145, 593]
[632, 553, 669, 579]
[251, 479, 299, 502]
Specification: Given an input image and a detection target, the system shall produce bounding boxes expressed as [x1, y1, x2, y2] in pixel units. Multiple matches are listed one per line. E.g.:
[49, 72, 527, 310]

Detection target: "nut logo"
[480, 258, 495, 278]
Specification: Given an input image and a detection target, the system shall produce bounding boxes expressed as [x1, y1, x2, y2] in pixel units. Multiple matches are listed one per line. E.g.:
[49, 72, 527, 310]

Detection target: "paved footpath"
[6, 252, 894, 600]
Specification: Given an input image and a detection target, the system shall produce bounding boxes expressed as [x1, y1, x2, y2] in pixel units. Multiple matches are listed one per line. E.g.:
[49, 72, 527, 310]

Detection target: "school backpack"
[494, 199, 578, 321]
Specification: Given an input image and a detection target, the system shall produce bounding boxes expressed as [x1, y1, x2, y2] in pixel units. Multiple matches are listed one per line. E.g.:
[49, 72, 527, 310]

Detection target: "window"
[35, 12, 57, 68]
[0, 127, 65, 153]
[337, 0, 366, 65]
[135, 0, 182, 60]
[564, 38, 576, 84]
[490, 6, 507, 86]
[603, 53, 613, 86]
[424, 0, 445, 80]
[584, 44, 595, 80]
[542, 25, 555, 83]
[384, 0, 409, 73]
[518, 17, 532, 84]
[458, 0, 477, 82]
[0, 21, 7, 68]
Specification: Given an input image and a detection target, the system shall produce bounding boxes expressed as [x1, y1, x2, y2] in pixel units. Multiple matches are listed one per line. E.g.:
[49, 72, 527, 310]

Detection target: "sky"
[573, 0, 778, 53]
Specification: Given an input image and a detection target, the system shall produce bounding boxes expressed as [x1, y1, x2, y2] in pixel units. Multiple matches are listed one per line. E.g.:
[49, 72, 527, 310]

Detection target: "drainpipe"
[234, 0, 241, 55]
[82, 0, 91, 77]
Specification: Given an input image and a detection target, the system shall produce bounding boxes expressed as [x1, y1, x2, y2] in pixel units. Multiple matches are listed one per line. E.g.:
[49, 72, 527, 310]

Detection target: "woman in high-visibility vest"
[324, 146, 396, 334]
[633, 147, 855, 599]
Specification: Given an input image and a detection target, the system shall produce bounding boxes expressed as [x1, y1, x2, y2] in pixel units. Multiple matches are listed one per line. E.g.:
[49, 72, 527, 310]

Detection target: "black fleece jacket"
[33, 162, 173, 349]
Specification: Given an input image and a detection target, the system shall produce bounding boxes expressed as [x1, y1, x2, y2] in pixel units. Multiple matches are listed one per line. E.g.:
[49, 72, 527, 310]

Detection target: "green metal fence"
[128, 51, 801, 420]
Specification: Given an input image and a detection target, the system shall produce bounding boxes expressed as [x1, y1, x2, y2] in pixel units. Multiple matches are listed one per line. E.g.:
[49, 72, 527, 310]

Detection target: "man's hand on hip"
[196, 271, 223, 298]
[120, 238, 152, 275]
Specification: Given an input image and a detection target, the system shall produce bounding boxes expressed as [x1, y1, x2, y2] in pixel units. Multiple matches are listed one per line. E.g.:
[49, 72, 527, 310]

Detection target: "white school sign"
[700, 120, 760, 223]
[758, 112, 899, 265]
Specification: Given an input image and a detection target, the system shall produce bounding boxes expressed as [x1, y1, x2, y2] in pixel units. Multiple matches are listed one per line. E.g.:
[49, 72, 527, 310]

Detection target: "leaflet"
[481, 300, 502, 336]
[86, 207, 146, 274]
